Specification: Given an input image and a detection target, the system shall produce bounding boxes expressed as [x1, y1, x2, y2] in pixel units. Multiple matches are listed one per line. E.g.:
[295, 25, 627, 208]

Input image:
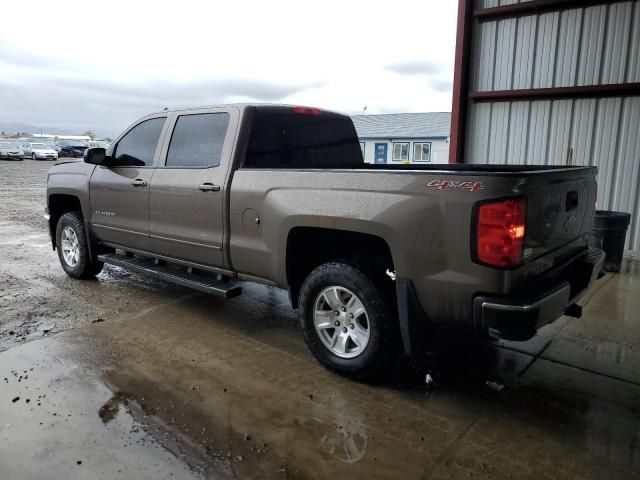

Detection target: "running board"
[97, 253, 242, 299]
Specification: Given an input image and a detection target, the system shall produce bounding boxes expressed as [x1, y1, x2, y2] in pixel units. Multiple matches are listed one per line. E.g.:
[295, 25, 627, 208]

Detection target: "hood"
[34, 148, 57, 154]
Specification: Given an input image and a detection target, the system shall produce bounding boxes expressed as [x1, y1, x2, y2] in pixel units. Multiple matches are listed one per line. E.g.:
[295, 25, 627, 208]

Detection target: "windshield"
[67, 141, 88, 147]
[31, 143, 49, 149]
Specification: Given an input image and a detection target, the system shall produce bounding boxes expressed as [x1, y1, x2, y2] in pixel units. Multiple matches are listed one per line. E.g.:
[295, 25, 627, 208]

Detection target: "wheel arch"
[48, 195, 98, 264]
[48, 194, 83, 248]
[285, 226, 395, 309]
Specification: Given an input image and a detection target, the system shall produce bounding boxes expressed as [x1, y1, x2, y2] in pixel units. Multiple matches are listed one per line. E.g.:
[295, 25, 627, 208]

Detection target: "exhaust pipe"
[564, 303, 583, 319]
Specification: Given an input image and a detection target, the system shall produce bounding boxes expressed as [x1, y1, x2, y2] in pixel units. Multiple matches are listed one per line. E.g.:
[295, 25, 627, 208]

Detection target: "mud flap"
[395, 278, 430, 356]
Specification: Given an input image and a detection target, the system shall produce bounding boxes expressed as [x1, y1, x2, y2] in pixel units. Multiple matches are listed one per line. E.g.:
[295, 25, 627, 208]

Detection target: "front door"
[374, 143, 387, 164]
[90, 116, 167, 251]
[148, 109, 235, 268]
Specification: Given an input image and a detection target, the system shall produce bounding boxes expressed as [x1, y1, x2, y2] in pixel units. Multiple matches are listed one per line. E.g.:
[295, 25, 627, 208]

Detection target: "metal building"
[450, 0, 640, 253]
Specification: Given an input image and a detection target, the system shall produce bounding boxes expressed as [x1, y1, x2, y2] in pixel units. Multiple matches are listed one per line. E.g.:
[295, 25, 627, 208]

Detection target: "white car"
[0, 141, 24, 160]
[21, 142, 58, 160]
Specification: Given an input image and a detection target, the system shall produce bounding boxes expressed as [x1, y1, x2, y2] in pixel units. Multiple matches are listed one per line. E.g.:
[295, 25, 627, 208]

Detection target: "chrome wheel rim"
[61, 226, 80, 268]
[313, 286, 370, 359]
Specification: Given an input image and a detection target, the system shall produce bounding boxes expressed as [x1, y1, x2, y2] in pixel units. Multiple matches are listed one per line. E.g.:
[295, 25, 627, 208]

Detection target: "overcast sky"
[0, 0, 457, 137]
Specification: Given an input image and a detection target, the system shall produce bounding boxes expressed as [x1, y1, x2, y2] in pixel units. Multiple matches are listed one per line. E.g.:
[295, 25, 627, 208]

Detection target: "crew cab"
[45, 104, 604, 379]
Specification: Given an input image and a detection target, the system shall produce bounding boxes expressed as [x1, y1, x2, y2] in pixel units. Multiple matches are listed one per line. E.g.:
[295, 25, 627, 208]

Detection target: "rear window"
[243, 107, 363, 168]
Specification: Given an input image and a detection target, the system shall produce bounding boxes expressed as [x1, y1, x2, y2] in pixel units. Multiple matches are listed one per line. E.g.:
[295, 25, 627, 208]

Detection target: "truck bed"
[253, 163, 596, 175]
[356, 163, 593, 174]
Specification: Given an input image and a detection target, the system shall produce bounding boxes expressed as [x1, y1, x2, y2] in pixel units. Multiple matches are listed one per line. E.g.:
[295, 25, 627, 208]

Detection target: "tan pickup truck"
[45, 104, 604, 379]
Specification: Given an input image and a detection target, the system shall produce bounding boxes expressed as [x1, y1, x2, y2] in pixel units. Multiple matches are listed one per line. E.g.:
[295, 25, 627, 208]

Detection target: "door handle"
[199, 183, 221, 192]
[131, 179, 148, 187]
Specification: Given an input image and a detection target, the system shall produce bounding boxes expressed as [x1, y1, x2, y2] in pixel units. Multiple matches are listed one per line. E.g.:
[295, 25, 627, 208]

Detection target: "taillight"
[476, 197, 526, 268]
[292, 106, 322, 116]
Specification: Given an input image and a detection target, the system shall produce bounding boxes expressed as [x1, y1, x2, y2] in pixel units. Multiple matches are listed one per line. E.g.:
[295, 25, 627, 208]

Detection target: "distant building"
[351, 112, 451, 164]
[32, 134, 91, 141]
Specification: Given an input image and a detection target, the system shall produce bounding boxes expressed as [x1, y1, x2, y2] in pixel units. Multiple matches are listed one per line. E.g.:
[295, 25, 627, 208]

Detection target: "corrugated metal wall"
[466, 1, 640, 252]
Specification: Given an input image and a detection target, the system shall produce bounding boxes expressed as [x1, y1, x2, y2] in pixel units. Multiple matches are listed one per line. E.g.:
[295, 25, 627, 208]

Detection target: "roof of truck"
[350, 112, 451, 140]
[152, 103, 345, 116]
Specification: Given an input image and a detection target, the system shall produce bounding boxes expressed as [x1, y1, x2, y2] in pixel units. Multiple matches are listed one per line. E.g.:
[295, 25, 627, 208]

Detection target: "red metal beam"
[474, 0, 630, 22]
[470, 83, 640, 103]
[449, 0, 473, 164]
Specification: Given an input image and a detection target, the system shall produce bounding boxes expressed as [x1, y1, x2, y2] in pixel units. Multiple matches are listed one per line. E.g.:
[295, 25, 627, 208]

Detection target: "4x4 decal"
[427, 180, 484, 192]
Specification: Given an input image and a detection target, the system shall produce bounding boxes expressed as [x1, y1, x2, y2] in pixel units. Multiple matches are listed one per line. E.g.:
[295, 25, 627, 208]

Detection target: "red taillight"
[476, 198, 526, 268]
[292, 106, 322, 116]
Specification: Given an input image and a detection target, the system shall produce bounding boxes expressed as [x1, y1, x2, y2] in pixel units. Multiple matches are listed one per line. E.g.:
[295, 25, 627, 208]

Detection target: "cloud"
[0, 75, 325, 136]
[385, 60, 442, 76]
[430, 78, 454, 92]
[42, 76, 323, 104]
[0, 36, 79, 74]
[0, 1, 458, 136]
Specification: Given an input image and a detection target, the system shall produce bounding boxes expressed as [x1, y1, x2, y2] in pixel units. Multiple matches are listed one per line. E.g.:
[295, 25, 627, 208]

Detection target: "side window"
[166, 113, 230, 167]
[392, 142, 409, 162]
[113, 117, 166, 167]
[413, 142, 431, 162]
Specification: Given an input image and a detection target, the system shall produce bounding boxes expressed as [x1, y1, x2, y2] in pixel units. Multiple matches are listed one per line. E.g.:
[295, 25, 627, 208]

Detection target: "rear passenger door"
[148, 108, 237, 269]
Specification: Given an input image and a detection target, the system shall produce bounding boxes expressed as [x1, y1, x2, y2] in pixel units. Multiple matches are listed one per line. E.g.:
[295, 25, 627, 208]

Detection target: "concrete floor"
[1, 160, 639, 479]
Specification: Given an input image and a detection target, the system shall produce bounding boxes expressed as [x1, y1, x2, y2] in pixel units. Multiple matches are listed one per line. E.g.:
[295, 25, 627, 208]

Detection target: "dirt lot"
[1, 159, 639, 479]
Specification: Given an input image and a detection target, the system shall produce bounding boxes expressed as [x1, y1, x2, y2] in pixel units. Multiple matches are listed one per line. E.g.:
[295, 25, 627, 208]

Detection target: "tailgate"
[523, 167, 597, 263]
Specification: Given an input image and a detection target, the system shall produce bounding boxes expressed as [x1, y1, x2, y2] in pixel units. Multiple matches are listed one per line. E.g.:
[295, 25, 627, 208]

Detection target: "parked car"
[58, 140, 89, 158]
[0, 140, 24, 160]
[88, 140, 111, 149]
[22, 142, 58, 160]
[45, 142, 62, 155]
[45, 104, 604, 380]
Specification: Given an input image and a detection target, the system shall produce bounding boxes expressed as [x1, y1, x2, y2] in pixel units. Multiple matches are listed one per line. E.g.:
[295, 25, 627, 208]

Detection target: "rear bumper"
[473, 247, 605, 341]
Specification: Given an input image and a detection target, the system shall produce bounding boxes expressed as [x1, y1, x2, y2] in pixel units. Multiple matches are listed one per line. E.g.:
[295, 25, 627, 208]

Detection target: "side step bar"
[97, 253, 242, 299]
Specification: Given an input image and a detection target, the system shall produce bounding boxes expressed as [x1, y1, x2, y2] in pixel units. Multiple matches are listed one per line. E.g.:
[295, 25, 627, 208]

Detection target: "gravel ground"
[0, 159, 192, 352]
[1, 159, 639, 479]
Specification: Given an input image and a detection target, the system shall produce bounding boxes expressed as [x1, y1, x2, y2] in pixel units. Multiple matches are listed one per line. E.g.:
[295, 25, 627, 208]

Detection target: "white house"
[351, 112, 451, 164]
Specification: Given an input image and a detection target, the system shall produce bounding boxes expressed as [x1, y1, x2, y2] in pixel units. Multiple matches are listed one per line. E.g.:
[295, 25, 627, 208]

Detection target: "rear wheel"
[299, 262, 396, 380]
[56, 212, 103, 278]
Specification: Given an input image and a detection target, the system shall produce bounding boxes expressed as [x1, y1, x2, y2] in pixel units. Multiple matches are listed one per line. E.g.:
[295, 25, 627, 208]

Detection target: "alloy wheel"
[313, 286, 370, 359]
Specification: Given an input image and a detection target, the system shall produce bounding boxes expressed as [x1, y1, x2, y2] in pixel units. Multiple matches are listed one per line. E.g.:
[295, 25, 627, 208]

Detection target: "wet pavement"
[1, 159, 639, 479]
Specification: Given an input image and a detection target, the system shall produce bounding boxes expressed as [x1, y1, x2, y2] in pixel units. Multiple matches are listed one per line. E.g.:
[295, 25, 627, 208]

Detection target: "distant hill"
[0, 122, 115, 139]
[0, 122, 78, 137]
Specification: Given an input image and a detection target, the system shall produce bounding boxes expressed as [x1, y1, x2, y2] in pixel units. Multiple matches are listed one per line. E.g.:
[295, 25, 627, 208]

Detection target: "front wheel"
[299, 262, 396, 380]
[56, 212, 103, 278]
[31, 153, 36, 160]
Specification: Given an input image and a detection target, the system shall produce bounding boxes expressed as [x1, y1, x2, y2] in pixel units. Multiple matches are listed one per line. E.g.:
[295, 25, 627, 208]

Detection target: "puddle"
[0, 337, 209, 480]
[98, 387, 231, 478]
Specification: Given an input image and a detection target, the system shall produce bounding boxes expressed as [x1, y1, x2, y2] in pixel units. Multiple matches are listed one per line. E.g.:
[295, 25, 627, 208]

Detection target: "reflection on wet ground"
[1, 161, 639, 479]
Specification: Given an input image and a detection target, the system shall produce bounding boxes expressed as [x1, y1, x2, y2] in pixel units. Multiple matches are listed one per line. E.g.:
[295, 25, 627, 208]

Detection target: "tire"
[299, 262, 396, 380]
[32, 153, 36, 160]
[56, 212, 103, 278]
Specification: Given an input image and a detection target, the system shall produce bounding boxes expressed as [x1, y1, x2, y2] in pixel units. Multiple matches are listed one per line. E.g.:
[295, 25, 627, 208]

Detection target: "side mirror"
[84, 147, 107, 165]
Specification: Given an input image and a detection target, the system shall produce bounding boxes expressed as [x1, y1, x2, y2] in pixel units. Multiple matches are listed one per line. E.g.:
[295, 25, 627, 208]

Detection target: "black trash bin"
[589, 210, 631, 273]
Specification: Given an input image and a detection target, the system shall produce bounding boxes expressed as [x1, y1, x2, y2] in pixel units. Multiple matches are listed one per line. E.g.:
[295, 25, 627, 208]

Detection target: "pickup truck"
[45, 104, 604, 379]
